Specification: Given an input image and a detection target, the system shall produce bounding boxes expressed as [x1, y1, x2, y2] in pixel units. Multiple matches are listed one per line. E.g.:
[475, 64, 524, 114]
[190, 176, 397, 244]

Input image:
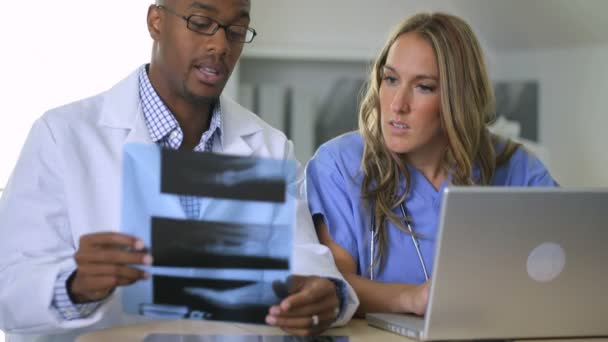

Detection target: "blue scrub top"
[305, 132, 558, 285]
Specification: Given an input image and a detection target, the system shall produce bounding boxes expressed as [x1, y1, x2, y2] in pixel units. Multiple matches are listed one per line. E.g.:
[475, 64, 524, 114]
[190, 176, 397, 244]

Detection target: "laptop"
[367, 187, 608, 341]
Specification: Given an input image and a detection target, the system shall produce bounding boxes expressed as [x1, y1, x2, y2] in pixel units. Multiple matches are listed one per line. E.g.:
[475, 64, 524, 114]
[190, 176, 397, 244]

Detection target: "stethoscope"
[369, 202, 429, 281]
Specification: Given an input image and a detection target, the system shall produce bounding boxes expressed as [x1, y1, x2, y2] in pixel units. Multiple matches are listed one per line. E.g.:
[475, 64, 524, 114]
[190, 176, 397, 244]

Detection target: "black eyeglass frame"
[157, 5, 257, 43]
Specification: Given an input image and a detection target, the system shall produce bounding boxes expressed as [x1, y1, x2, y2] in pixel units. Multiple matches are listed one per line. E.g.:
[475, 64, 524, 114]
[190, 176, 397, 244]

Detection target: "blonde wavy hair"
[359, 12, 520, 276]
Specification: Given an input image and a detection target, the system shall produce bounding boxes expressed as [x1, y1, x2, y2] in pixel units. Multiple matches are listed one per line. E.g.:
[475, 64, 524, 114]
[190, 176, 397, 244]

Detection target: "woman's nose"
[390, 88, 410, 114]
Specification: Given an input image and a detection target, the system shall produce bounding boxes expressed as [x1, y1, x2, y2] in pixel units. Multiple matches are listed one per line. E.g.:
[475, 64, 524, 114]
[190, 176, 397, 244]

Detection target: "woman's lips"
[388, 120, 411, 132]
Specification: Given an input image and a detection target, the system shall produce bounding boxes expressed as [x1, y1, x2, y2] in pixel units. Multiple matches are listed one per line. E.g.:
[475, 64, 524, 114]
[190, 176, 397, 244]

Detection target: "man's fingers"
[270, 309, 337, 327]
[115, 276, 142, 287]
[281, 278, 335, 310]
[71, 273, 144, 302]
[285, 275, 305, 294]
[75, 249, 152, 266]
[272, 293, 338, 318]
[266, 308, 335, 332]
[79, 232, 144, 250]
[77, 264, 148, 281]
[72, 275, 142, 293]
[74, 275, 119, 293]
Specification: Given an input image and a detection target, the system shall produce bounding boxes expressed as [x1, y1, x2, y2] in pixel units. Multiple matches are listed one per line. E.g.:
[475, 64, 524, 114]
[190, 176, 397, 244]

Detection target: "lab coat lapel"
[198, 95, 265, 218]
[218, 95, 263, 157]
[97, 71, 267, 220]
[97, 68, 184, 218]
[97, 69, 153, 144]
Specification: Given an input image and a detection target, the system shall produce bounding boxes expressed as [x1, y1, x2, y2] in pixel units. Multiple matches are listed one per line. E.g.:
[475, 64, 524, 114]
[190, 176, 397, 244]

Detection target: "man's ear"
[147, 5, 162, 41]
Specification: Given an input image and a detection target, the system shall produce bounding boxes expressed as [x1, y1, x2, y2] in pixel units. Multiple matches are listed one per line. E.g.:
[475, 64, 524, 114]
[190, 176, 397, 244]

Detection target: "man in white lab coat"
[0, 1, 358, 341]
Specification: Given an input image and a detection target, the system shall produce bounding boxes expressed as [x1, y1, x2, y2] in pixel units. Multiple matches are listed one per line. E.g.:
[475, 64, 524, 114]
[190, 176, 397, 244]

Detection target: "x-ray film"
[120, 144, 296, 324]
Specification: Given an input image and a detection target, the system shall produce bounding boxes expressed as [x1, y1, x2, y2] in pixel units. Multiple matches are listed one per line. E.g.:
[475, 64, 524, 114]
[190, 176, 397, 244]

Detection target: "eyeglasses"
[157, 5, 257, 43]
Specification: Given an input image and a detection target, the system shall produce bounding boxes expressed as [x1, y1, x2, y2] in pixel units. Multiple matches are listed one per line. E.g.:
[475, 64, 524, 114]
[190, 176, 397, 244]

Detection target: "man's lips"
[194, 64, 226, 86]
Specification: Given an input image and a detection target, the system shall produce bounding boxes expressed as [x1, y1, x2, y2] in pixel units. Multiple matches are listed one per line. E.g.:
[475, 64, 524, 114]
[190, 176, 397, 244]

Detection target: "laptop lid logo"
[527, 242, 566, 282]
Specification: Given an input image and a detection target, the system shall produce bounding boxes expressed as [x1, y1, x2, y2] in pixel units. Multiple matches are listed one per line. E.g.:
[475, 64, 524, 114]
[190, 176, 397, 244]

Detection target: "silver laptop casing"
[368, 187, 608, 340]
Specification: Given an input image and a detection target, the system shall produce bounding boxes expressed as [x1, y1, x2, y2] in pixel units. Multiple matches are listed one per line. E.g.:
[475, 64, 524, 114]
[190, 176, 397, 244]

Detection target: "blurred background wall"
[1, 0, 607, 192]
[228, 0, 608, 186]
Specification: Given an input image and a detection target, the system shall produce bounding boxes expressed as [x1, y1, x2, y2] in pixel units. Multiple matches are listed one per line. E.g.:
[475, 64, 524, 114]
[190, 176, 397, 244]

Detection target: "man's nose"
[205, 27, 231, 56]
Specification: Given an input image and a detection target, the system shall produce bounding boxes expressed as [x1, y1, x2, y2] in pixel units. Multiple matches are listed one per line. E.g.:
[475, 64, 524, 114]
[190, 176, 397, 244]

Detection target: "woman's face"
[379, 32, 446, 160]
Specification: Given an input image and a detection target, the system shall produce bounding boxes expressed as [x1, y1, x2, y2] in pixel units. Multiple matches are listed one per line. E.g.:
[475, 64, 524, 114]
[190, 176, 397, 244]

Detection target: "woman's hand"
[400, 281, 430, 316]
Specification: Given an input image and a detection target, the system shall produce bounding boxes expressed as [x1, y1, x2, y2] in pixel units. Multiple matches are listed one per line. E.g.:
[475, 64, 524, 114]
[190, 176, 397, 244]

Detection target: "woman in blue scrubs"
[306, 12, 558, 317]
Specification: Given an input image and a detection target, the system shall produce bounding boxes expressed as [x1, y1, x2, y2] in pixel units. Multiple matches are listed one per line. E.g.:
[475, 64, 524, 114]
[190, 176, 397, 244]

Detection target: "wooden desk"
[76, 319, 412, 342]
[76, 319, 608, 342]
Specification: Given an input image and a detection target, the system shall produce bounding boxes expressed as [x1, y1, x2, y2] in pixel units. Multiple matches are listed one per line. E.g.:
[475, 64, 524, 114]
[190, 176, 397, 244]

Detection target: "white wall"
[491, 46, 608, 186]
[0, 2, 150, 337]
[246, 0, 462, 61]
[0, 0, 152, 187]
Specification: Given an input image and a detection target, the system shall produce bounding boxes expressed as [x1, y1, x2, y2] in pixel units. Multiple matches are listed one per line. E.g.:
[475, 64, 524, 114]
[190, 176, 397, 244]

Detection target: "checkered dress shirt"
[139, 65, 223, 219]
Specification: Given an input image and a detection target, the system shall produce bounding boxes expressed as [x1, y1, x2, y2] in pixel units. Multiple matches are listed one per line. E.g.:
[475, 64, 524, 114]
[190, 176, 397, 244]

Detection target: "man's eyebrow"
[238, 9, 250, 20]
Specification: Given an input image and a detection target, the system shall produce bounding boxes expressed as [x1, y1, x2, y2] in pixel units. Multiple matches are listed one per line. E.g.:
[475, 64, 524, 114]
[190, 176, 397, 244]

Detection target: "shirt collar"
[138, 65, 223, 151]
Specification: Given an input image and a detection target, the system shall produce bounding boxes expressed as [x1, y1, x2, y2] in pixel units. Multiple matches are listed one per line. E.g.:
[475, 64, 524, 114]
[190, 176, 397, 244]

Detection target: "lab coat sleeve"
[0, 117, 108, 334]
[282, 139, 359, 327]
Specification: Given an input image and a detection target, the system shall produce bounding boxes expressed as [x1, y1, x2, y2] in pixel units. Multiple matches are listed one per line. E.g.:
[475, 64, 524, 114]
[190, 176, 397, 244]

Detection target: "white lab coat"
[0, 69, 358, 342]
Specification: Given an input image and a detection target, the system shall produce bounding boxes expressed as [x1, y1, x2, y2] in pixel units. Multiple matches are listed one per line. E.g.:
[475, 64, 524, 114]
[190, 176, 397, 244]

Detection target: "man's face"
[148, 0, 251, 104]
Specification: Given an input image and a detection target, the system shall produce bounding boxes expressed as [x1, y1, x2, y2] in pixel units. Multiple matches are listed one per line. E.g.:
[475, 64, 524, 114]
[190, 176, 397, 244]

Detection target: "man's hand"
[265, 275, 340, 336]
[69, 232, 152, 303]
